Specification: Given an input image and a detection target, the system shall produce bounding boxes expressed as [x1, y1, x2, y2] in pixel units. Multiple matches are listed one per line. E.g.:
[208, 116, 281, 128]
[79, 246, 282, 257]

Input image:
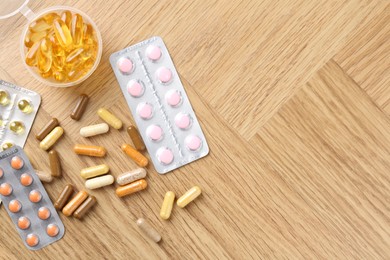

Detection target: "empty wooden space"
[0, 0, 389, 259]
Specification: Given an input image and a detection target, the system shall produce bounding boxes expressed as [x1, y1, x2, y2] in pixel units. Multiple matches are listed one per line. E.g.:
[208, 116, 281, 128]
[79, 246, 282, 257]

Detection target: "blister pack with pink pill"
[110, 36, 209, 174]
[0, 146, 65, 250]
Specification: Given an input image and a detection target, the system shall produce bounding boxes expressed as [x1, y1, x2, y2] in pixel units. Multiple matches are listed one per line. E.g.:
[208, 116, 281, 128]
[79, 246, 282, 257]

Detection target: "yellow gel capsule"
[9, 121, 25, 135]
[71, 14, 84, 47]
[0, 90, 10, 106]
[160, 191, 175, 220]
[24, 33, 34, 48]
[30, 30, 47, 44]
[1, 142, 14, 151]
[97, 108, 123, 129]
[29, 18, 51, 32]
[67, 69, 84, 81]
[177, 186, 202, 208]
[83, 23, 94, 45]
[65, 48, 84, 65]
[25, 41, 40, 66]
[49, 35, 65, 57]
[81, 164, 109, 179]
[53, 70, 66, 82]
[41, 70, 52, 78]
[40, 126, 64, 150]
[43, 13, 60, 25]
[18, 99, 33, 114]
[52, 55, 65, 71]
[60, 11, 72, 28]
[53, 18, 73, 49]
[37, 39, 52, 73]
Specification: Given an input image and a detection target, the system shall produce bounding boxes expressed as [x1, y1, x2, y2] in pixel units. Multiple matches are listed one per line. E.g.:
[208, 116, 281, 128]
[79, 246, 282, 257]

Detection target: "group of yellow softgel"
[24, 11, 98, 82]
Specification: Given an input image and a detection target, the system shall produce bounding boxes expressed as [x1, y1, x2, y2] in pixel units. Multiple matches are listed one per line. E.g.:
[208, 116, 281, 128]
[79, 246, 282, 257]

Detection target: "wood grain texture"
[0, 0, 389, 259]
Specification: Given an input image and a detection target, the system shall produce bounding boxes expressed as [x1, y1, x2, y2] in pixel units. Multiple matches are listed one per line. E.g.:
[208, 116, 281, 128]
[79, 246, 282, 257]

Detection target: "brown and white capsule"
[136, 218, 161, 243]
[70, 94, 89, 120]
[35, 118, 59, 141]
[116, 168, 147, 186]
[49, 150, 61, 177]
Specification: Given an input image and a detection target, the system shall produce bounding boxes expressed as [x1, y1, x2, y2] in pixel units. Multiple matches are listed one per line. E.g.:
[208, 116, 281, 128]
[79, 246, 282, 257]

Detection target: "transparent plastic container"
[0, 1, 103, 87]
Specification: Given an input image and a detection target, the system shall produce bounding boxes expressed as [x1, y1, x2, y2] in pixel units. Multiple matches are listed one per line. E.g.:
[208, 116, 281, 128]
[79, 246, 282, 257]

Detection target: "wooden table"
[0, 0, 389, 258]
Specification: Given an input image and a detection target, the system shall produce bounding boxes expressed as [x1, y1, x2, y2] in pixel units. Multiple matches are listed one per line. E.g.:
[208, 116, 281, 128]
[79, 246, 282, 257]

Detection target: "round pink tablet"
[117, 57, 134, 74]
[156, 67, 172, 83]
[175, 113, 192, 129]
[137, 103, 153, 120]
[127, 80, 144, 97]
[157, 147, 174, 165]
[165, 90, 182, 107]
[147, 125, 163, 141]
[146, 45, 162, 61]
[185, 135, 202, 151]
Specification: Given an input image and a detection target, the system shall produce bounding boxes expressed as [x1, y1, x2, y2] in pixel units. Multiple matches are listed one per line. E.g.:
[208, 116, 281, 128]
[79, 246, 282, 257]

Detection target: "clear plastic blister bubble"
[110, 36, 209, 174]
[0, 80, 41, 150]
[0, 146, 65, 250]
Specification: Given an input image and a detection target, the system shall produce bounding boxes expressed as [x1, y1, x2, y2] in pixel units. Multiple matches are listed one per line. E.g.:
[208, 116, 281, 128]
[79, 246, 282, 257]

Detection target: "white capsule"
[116, 168, 147, 186]
[85, 175, 114, 189]
[80, 123, 109, 137]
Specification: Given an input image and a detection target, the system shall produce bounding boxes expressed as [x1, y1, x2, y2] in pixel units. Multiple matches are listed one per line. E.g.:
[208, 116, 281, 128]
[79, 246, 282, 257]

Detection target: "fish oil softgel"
[0, 80, 41, 150]
[23, 10, 99, 84]
[0, 146, 65, 250]
[110, 37, 209, 174]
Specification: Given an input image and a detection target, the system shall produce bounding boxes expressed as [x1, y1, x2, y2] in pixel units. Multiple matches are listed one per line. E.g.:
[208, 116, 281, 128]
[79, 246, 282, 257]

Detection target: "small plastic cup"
[0, 1, 103, 87]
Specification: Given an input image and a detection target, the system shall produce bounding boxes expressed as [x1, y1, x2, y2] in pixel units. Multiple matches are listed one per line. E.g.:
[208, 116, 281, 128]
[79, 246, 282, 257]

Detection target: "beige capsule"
[40, 126, 64, 150]
[97, 108, 122, 129]
[136, 218, 161, 243]
[34, 170, 53, 183]
[81, 164, 109, 179]
[160, 191, 175, 220]
[177, 186, 202, 208]
[80, 123, 109, 137]
[85, 175, 114, 189]
[116, 168, 146, 186]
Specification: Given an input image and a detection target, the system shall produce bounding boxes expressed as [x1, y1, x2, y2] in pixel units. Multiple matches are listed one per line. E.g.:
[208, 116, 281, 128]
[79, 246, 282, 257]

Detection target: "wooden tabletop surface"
[0, 0, 389, 259]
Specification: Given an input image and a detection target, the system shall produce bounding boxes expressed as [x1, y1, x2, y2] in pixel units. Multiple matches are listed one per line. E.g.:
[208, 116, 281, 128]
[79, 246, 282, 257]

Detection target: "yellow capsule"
[67, 68, 84, 81]
[17, 99, 33, 114]
[25, 41, 40, 66]
[40, 126, 64, 151]
[24, 33, 34, 48]
[83, 23, 94, 45]
[52, 55, 65, 71]
[177, 186, 202, 208]
[37, 39, 52, 73]
[49, 34, 65, 57]
[71, 14, 84, 47]
[29, 18, 51, 32]
[42, 12, 60, 25]
[97, 108, 122, 129]
[30, 30, 47, 43]
[160, 191, 175, 220]
[0, 90, 10, 106]
[1, 142, 14, 151]
[9, 121, 25, 135]
[80, 164, 109, 179]
[80, 45, 94, 61]
[40, 69, 52, 78]
[60, 11, 72, 28]
[65, 48, 84, 65]
[52, 70, 66, 82]
[53, 18, 73, 49]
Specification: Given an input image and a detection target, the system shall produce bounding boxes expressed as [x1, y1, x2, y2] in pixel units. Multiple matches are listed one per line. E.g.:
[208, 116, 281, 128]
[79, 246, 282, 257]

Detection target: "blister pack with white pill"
[0, 80, 41, 151]
[110, 36, 209, 174]
[0, 146, 65, 250]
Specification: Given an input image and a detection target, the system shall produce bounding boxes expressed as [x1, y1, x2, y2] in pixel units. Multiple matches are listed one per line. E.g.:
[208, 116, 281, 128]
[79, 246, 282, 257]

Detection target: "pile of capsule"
[24, 11, 98, 83]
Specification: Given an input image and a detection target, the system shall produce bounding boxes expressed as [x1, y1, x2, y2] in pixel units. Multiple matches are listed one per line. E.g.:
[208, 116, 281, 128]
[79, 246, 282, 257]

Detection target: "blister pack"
[0, 146, 65, 250]
[110, 37, 209, 174]
[0, 80, 41, 150]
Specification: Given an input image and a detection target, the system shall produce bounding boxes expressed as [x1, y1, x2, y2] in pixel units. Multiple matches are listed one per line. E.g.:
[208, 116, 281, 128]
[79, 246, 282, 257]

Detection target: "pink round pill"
[156, 67, 172, 83]
[137, 103, 153, 120]
[147, 125, 163, 141]
[165, 90, 182, 107]
[157, 147, 174, 165]
[117, 57, 134, 74]
[175, 113, 192, 129]
[146, 45, 162, 61]
[127, 80, 144, 97]
[185, 135, 202, 151]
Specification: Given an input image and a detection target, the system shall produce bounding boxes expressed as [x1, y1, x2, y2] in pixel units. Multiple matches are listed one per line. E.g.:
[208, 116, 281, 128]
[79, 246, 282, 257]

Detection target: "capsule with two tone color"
[40, 126, 64, 150]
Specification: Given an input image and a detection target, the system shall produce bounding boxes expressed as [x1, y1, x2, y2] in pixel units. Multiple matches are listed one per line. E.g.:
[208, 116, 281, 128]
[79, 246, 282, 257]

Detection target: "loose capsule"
[35, 170, 53, 183]
[80, 123, 109, 137]
[53, 18, 73, 49]
[74, 144, 106, 157]
[115, 179, 147, 197]
[121, 144, 148, 167]
[17, 99, 33, 114]
[177, 186, 202, 208]
[0, 90, 10, 106]
[85, 175, 114, 189]
[36, 118, 59, 141]
[80, 164, 109, 179]
[40, 126, 64, 150]
[73, 196, 96, 219]
[62, 190, 88, 217]
[71, 14, 84, 47]
[97, 108, 123, 129]
[127, 125, 146, 151]
[136, 218, 161, 243]
[9, 121, 25, 135]
[116, 168, 146, 186]
[25, 41, 40, 66]
[70, 94, 89, 120]
[54, 184, 74, 210]
[49, 150, 62, 177]
[160, 191, 175, 220]
[37, 38, 52, 73]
